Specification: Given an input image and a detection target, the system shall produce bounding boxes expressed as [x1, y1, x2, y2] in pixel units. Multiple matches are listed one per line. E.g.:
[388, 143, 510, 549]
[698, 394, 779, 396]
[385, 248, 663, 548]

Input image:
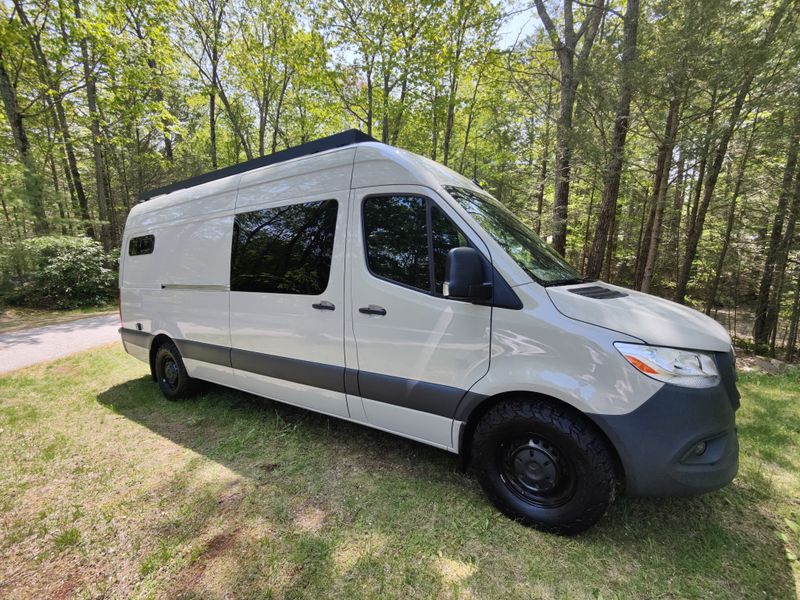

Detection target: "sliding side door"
[228, 192, 349, 418]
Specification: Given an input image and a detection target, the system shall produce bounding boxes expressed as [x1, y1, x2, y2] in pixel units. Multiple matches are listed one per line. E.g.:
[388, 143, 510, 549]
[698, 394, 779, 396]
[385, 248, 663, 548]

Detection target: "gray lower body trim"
[120, 327, 154, 349]
[358, 370, 465, 418]
[175, 338, 232, 368]
[231, 348, 344, 393]
[122, 330, 469, 419]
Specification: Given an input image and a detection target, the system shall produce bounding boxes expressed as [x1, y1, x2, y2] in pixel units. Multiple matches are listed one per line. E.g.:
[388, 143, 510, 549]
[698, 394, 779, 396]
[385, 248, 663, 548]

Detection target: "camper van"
[119, 130, 739, 534]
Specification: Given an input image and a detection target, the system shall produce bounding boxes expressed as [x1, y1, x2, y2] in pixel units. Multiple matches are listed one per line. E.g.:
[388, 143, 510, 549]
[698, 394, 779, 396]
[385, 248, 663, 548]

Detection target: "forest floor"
[0, 304, 116, 334]
[0, 345, 798, 599]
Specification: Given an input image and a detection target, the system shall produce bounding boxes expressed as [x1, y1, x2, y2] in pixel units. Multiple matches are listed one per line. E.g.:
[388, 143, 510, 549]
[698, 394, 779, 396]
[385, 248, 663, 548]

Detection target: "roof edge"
[138, 129, 378, 202]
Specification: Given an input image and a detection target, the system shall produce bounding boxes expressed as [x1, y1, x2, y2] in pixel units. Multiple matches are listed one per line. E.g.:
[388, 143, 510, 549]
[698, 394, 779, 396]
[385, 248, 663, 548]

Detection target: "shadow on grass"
[97, 375, 797, 598]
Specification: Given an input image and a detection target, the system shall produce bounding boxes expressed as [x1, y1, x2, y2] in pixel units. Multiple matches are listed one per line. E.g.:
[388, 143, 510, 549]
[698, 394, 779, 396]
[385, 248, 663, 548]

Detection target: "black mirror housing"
[444, 247, 491, 301]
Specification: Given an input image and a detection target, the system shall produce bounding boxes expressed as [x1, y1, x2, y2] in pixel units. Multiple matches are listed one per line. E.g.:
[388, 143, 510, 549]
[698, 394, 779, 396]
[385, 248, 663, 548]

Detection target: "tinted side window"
[231, 200, 337, 295]
[129, 234, 155, 256]
[431, 205, 470, 294]
[363, 196, 430, 291]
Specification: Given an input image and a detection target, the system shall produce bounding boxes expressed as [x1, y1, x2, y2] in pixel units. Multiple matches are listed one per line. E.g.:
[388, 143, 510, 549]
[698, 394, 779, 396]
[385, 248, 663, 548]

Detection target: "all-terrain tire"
[472, 397, 616, 535]
[154, 340, 198, 400]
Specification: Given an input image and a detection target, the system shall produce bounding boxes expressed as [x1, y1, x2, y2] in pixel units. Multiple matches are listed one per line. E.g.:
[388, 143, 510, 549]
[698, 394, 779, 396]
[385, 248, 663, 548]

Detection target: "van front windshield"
[445, 186, 584, 286]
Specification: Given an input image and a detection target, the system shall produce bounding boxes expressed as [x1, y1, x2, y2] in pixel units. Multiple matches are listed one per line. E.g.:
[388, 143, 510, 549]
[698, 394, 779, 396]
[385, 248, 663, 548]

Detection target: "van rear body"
[119, 130, 739, 534]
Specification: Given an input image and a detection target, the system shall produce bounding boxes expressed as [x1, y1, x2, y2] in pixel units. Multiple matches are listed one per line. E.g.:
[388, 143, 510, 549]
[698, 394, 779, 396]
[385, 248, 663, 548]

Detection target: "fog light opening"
[692, 441, 708, 457]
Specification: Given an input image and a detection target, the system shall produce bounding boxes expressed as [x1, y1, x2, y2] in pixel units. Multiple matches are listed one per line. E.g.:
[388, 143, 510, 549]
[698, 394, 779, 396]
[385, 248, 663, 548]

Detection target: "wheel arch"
[148, 333, 173, 381]
[458, 390, 626, 487]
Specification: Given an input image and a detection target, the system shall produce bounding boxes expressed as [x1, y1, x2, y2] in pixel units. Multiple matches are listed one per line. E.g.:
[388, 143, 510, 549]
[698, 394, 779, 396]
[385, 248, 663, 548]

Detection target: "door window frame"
[360, 192, 478, 298]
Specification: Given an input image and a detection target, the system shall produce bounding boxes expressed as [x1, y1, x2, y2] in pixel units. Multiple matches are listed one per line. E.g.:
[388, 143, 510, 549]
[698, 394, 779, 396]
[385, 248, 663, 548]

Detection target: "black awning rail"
[138, 129, 377, 202]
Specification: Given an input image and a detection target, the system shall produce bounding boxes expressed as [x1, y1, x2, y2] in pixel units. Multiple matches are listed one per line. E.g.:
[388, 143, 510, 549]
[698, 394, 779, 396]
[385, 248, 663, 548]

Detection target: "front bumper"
[588, 351, 740, 497]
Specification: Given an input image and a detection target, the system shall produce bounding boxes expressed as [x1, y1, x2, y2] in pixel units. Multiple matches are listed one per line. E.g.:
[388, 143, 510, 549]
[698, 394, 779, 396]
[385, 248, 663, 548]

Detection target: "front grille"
[715, 351, 740, 410]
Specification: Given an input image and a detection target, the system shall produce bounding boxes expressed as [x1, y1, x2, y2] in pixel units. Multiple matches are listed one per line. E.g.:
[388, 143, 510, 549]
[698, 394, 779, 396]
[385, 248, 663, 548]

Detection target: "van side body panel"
[121, 176, 238, 375]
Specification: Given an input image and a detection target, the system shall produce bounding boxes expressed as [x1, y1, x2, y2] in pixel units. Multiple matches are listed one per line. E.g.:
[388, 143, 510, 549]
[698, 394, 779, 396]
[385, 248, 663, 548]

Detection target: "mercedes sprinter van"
[119, 129, 739, 534]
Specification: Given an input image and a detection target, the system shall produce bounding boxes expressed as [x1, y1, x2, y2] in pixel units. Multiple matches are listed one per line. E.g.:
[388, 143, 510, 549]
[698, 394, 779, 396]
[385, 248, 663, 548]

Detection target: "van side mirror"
[444, 247, 491, 302]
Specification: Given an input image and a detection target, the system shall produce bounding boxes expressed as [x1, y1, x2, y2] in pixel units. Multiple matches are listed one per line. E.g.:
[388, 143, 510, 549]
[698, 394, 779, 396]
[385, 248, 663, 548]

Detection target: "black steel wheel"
[499, 434, 577, 508]
[472, 397, 616, 535]
[154, 340, 197, 400]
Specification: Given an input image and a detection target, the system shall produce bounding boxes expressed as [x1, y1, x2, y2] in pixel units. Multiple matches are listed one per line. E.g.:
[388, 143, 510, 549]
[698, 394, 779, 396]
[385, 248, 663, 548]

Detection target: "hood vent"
[568, 285, 628, 300]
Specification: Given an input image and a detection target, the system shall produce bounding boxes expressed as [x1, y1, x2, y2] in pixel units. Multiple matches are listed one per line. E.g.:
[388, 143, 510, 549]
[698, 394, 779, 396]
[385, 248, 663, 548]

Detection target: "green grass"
[0, 345, 798, 599]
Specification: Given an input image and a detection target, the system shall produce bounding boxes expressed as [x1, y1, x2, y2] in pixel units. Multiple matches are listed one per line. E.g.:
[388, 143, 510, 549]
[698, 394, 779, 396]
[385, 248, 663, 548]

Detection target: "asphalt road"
[0, 314, 121, 375]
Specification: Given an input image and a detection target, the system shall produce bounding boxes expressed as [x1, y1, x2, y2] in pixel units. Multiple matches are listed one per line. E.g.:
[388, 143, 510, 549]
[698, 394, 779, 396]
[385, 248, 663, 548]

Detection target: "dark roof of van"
[138, 129, 377, 202]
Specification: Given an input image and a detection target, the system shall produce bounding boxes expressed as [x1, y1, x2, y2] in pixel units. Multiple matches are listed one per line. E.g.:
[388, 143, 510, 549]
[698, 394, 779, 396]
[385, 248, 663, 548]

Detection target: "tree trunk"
[704, 117, 758, 315]
[786, 266, 800, 362]
[766, 169, 800, 351]
[675, 81, 750, 304]
[666, 152, 686, 281]
[754, 114, 799, 343]
[270, 67, 290, 154]
[585, 0, 639, 278]
[459, 65, 486, 173]
[146, 58, 173, 161]
[215, 78, 253, 160]
[640, 94, 682, 293]
[14, 0, 94, 238]
[551, 63, 575, 256]
[0, 47, 48, 234]
[74, 0, 111, 250]
[535, 79, 554, 236]
[533, 0, 604, 256]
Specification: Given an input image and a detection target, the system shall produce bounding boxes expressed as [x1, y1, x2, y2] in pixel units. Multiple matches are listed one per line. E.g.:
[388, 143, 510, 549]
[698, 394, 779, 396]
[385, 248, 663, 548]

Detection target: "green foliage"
[2, 236, 117, 309]
[0, 0, 798, 353]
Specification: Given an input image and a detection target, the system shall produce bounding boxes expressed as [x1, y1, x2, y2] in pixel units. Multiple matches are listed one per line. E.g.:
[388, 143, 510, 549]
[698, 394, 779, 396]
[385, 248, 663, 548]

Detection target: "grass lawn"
[0, 304, 117, 334]
[0, 345, 798, 599]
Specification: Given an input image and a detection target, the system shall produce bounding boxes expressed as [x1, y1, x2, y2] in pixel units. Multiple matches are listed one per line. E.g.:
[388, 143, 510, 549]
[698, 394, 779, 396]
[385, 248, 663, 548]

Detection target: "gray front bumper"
[588, 352, 740, 497]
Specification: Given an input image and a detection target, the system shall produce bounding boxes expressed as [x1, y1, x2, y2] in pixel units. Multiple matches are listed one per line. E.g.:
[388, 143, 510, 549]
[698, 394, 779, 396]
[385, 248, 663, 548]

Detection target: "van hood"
[544, 282, 732, 353]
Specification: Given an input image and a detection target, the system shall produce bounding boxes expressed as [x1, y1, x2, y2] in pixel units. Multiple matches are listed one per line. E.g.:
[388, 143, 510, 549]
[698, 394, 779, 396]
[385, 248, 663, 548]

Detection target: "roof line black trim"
[138, 129, 378, 202]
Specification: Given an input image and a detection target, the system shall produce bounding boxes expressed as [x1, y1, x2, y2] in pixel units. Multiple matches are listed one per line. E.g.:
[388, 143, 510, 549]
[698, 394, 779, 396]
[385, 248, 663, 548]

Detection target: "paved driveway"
[0, 315, 121, 375]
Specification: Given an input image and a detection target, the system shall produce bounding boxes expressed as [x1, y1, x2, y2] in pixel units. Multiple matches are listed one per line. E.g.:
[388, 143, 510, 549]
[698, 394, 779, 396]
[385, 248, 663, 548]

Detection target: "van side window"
[231, 200, 338, 295]
[129, 234, 155, 256]
[363, 196, 471, 295]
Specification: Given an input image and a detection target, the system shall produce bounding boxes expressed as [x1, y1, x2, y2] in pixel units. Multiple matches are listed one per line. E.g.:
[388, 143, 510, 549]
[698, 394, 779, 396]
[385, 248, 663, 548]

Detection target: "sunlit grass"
[0, 345, 797, 598]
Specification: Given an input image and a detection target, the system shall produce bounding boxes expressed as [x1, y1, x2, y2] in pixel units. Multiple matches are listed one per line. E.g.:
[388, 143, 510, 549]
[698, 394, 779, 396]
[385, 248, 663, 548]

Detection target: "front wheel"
[154, 341, 197, 400]
[472, 398, 616, 535]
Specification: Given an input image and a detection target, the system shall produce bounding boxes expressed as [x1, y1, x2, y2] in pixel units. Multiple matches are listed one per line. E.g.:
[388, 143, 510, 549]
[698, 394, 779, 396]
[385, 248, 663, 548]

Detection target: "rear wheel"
[154, 341, 197, 400]
[472, 398, 616, 535]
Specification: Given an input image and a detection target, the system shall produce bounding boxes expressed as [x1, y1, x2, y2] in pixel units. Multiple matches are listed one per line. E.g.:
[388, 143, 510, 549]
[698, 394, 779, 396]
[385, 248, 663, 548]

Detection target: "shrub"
[3, 236, 117, 309]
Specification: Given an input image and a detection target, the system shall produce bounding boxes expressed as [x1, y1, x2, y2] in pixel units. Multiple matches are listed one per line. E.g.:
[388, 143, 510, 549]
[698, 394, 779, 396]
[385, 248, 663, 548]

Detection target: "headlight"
[614, 343, 720, 388]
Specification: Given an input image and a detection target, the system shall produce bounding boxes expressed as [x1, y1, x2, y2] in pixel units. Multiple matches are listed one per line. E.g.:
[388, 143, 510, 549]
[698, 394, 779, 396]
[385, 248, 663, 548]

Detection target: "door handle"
[359, 305, 387, 316]
[312, 301, 335, 311]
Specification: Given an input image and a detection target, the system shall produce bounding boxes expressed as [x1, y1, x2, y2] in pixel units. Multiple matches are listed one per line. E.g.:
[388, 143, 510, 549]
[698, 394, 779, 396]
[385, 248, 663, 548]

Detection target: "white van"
[119, 130, 739, 534]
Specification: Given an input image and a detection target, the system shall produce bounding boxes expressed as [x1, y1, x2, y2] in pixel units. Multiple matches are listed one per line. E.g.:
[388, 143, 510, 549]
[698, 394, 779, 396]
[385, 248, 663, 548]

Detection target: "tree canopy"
[1, 0, 799, 357]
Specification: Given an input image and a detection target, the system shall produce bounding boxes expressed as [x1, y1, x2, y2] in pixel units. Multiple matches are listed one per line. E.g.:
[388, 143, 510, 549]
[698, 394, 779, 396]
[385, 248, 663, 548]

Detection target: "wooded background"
[0, 0, 798, 358]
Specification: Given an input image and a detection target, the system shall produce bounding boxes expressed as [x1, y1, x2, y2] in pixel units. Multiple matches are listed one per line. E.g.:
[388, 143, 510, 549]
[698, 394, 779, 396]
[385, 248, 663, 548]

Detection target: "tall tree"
[586, 0, 639, 279]
[0, 45, 48, 233]
[533, 0, 604, 255]
[72, 0, 112, 248]
[754, 111, 799, 344]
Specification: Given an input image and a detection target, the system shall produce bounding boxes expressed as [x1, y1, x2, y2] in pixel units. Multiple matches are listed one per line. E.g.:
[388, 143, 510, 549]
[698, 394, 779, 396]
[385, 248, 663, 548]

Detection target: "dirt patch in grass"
[172, 529, 240, 596]
[0, 346, 798, 599]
